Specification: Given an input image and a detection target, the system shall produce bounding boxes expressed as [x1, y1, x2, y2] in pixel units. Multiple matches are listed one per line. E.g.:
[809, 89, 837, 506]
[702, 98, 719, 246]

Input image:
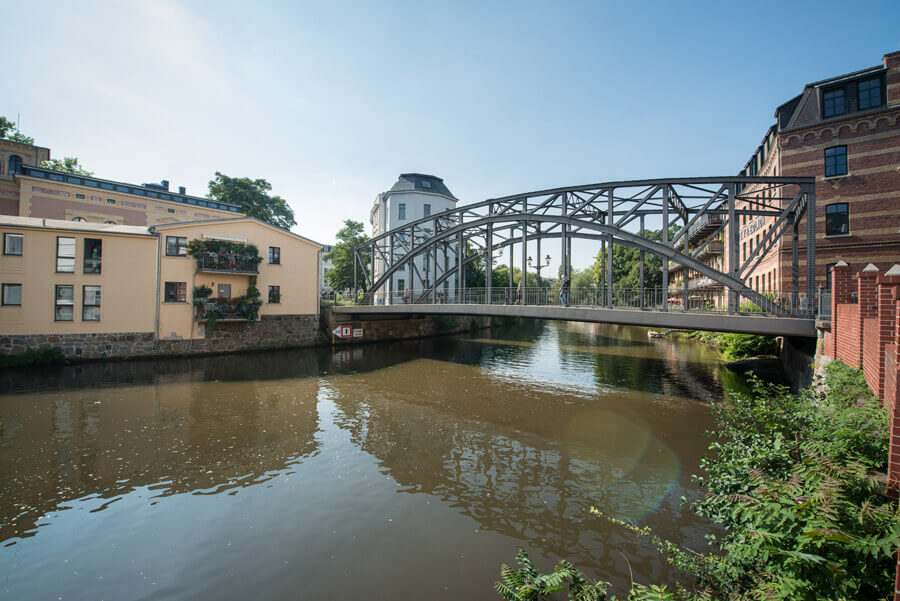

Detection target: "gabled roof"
[387, 173, 457, 200]
[151, 216, 323, 249]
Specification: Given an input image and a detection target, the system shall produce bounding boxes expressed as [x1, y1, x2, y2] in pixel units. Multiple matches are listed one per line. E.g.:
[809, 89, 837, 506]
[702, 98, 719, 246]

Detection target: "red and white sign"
[332, 325, 352, 338]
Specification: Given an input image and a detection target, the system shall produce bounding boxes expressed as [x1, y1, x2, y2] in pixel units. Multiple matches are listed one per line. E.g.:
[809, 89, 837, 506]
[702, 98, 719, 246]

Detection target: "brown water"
[0, 321, 741, 600]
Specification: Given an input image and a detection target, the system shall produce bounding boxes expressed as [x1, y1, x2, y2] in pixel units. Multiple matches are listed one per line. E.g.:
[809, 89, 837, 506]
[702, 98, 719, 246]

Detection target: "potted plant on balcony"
[187, 239, 262, 272]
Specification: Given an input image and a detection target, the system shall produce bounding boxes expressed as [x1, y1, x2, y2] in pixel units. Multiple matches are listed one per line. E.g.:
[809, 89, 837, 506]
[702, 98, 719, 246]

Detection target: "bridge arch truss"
[354, 176, 816, 317]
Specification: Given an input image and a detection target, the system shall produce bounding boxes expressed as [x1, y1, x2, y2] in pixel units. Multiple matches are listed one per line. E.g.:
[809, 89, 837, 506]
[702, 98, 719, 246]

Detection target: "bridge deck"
[331, 304, 816, 338]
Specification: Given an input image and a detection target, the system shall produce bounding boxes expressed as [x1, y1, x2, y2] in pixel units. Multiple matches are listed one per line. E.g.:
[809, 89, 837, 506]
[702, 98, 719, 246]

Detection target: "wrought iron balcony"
[196, 253, 259, 274]
[669, 240, 724, 272]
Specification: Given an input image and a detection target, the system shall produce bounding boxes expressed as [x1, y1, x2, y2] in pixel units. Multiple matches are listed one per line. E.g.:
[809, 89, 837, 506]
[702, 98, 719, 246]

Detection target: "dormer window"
[422, 180, 432, 189]
[822, 88, 845, 118]
[858, 77, 882, 110]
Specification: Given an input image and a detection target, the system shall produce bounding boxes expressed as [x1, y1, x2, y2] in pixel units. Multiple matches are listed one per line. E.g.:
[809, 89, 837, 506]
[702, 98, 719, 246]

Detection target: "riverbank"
[0, 308, 493, 367]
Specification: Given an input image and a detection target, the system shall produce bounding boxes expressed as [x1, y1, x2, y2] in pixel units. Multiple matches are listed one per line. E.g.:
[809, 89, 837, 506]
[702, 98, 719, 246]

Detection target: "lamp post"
[528, 254, 551, 304]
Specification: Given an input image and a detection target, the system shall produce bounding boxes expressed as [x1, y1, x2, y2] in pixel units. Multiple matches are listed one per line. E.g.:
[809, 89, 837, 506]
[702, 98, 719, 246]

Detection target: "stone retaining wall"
[322, 308, 490, 344]
[0, 314, 320, 361]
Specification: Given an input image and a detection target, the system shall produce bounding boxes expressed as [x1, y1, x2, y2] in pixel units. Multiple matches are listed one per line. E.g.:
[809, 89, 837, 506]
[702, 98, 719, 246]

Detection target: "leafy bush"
[589, 361, 898, 600]
[495, 548, 609, 601]
[684, 331, 777, 361]
[0, 347, 65, 367]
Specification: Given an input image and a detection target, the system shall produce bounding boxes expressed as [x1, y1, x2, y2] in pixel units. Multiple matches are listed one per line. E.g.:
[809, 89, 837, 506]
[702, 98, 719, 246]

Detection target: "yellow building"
[0, 215, 322, 359]
[155, 217, 322, 341]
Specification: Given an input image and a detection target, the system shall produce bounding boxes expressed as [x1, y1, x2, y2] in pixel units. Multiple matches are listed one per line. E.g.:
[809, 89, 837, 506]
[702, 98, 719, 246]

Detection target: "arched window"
[72, 217, 87, 222]
[8, 155, 23, 175]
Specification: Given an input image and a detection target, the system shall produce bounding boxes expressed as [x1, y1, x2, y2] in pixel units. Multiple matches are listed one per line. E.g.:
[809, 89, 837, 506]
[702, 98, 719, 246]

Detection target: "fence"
[322, 287, 818, 318]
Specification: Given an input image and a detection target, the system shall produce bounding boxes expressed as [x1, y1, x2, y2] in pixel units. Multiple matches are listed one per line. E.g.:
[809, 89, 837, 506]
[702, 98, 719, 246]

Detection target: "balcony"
[669, 240, 724, 272]
[675, 213, 723, 250]
[196, 252, 259, 275]
[196, 297, 262, 322]
[668, 276, 724, 294]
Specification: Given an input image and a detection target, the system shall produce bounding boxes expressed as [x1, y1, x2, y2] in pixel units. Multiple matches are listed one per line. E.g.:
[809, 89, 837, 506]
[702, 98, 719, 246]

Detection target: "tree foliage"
[0, 116, 34, 144]
[208, 172, 295, 229]
[589, 231, 663, 291]
[325, 220, 370, 292]
[41, 157, 93, 175]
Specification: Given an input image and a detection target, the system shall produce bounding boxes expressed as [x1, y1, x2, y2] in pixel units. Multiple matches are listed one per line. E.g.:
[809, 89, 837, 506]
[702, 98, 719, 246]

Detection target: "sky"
[5, 0, 899, 269]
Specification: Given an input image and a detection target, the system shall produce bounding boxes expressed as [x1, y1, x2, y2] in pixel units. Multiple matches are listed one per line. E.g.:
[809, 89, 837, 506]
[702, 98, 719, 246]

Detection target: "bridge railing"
[326, 287, 814, 318]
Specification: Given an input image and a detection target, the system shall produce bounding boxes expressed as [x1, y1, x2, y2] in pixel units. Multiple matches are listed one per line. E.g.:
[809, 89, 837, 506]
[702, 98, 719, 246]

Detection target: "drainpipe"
[152, 229, 161, 345]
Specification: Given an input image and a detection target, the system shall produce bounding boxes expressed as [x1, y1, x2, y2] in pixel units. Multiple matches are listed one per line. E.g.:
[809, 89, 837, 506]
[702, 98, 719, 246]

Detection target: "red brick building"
[737, 50, 900, 293]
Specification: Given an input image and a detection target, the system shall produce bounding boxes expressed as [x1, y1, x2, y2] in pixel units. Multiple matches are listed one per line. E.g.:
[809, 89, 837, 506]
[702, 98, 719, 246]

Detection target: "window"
[822, 88, 845, 118]
[858, 77, 882, 110]
[8, 155, 22, 175]
[104, 221, 116, 225]
[75, 193, 85, 199]
[398, 203, 406, 220]
[825, 203, 849, 236]
[268, 285, 280, 303]
[56, 237, 76, 272]
[269, 246, 281, 264]
[82, 286, 101, 321]
[826, 263, 836, 290]
[106, 199, 115, 204]
[768, 271, 773, 291]
[422, 180, 432, 189]
[83, 239, 102, 274]
[2, 283, 21, 306]
[424, 203, 431, 217]
[165, 236, 188, 256]
[72, 217, 87, 222]
[397, 279, 405, 293]
[55, 285, 74, 321]
[3, 233, 23, 256]
[824, 146, 847, 177]
[217, 283, 231, 298]
[164, 282, 187, 302]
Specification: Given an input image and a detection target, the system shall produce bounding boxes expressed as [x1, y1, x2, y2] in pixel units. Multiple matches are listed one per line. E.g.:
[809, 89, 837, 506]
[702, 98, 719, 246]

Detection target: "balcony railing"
[196, 253, 259, 274]
[196, 298, 262, 321]
[329, 286, 814, 317]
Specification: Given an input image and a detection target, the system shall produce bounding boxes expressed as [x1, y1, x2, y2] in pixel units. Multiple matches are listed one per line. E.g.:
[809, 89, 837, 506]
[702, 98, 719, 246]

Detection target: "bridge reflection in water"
[0, 322, 728, 599]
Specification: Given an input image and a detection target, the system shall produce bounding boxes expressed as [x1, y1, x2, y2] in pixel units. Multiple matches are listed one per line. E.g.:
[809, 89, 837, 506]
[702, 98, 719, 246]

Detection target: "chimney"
[161, 180, 170, 190]
[883, 51, 900, 106]
[178, 186, 186, 195]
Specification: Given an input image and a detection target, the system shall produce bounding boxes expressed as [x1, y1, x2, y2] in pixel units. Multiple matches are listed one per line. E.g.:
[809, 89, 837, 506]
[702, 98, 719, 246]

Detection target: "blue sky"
[5, 0, 898, 268]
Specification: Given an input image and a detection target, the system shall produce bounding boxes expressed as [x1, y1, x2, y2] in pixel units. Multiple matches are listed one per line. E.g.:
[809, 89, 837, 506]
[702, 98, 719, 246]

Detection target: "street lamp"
[528, 254, 552, 289]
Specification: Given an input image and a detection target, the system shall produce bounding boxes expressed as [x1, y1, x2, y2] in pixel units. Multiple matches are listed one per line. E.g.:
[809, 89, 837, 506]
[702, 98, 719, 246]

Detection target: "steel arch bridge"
[352, 176, 817, 322]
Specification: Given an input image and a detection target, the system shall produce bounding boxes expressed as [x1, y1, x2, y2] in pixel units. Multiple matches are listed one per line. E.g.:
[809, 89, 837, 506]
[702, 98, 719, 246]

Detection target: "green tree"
[325, 220, 370, 292]
[590, 231, 663, 291]
[208, 172, 295, 229]
[0, 116, 34, 144]
[41, 157, 93, 175]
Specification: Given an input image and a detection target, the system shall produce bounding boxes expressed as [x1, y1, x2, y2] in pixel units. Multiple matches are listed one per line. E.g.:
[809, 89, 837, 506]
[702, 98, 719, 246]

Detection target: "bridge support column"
[486, 221, 493, 304]
[792, 216, 799, 311]
[727, 183, 738, 314]
[458, 231, 465, 304]
[662, 186, 669, 312]
[607, 189, 614, 308]
[521, 220, 528, 305]
[388, 234, 394, 306]
[639, 215, 645, 309]
[804, 183, 816, 316]
[508, 229, 514, 305]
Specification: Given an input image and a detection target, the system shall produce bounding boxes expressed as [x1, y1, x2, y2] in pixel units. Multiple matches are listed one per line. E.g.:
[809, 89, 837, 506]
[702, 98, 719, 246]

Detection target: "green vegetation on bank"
[0, 347, 65, 368]
[497, 361, 900, 600]
[683, 331, 777, 362]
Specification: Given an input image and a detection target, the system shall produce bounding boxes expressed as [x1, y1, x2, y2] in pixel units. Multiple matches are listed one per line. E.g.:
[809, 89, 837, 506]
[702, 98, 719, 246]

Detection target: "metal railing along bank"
[322, 287, 825, 318]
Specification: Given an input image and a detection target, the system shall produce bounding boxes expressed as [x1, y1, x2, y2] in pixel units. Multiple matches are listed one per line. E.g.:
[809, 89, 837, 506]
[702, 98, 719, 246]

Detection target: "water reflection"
[1, 322, 727, 599]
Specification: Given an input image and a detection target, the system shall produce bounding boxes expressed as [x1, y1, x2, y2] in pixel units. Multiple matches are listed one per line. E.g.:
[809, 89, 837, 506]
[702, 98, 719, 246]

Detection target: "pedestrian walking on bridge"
[560, 274, 570, 307]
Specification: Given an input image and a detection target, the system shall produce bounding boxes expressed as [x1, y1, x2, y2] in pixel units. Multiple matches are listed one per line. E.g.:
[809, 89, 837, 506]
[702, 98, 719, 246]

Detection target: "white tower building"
[370, 173, 458, 303]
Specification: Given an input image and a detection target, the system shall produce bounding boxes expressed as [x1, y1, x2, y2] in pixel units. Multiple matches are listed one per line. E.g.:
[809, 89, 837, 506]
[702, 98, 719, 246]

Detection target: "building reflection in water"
[1, 323, 724, 595]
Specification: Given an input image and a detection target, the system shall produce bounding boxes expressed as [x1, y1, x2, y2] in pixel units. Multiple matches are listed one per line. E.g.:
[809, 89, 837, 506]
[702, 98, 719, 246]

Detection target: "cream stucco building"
[0, 137, 323, 359]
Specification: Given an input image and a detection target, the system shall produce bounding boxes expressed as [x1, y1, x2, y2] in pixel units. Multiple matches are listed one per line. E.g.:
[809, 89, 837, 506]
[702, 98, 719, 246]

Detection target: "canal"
[0, 321, 743, 600]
